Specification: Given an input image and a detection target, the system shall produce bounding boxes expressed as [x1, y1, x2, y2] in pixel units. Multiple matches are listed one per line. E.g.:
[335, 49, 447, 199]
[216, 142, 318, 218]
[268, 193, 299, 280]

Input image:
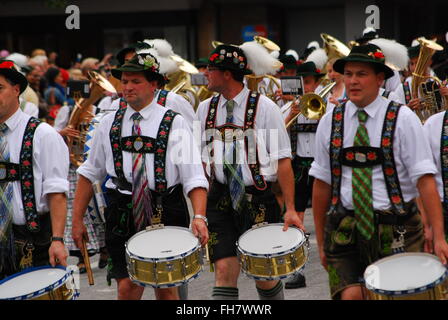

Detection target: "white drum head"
[238, 224, 304, 255]
[0, 267, 67, 299]
[364, 253, 447, 292]
[127, 227, 199, 259]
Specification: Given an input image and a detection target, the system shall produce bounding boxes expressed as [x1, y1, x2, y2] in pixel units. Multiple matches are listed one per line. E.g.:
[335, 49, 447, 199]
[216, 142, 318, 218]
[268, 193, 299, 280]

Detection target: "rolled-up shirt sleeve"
[397, 107, 437, 186]
[309, 113, 332, 185]
[168, 115, 209, 196]
[35, 125, 70, 196]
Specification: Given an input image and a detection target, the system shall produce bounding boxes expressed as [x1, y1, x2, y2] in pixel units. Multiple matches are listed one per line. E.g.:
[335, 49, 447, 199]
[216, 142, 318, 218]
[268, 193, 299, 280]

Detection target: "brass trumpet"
[285, 81, 336, 129]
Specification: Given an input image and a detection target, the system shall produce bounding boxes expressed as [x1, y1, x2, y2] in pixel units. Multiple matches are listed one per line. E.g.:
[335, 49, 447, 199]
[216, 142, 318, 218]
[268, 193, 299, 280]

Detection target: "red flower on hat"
[373, 51, 385, 59]
[296, 60, 304, 66]
[316, 68, 321, 73]
[210, 53, 219, 62]
[0, 61, 14, 69]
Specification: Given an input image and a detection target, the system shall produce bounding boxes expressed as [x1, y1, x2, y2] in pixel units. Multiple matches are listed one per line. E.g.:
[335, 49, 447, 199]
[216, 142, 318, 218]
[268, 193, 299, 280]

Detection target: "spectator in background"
[25, 65, 49, 120]
[80, 57, 99, 78]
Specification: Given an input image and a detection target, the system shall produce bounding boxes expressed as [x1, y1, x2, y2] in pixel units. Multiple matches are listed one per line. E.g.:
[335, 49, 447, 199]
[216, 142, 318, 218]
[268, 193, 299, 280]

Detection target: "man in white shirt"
[423, 111, 448, 243]
[309, 44, 448, 300]
[0, 60, 69, 279]
[72, 53, 209, 300]
[197, 44, 304, 300]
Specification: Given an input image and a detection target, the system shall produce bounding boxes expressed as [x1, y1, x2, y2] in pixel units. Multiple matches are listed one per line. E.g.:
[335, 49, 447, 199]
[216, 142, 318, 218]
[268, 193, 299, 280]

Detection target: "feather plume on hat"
[285, 49, 299, 61]
[369, 38, 409, 71]
[305, 48, 328, 71]
[142, 39, 179, 75]
[137, 46, 178, 75]
[239, 41, 283, 76]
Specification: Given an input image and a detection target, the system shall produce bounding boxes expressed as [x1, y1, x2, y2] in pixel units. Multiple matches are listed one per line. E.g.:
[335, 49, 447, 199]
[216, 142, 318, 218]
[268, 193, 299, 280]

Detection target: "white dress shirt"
[19, 98, 39, 118]
[77, 99, 208, 196]
[310, 94, 437, 210]
[4, 109, 70, 224]
[423, 110, 445, 200]
[196, 86, 292, 185]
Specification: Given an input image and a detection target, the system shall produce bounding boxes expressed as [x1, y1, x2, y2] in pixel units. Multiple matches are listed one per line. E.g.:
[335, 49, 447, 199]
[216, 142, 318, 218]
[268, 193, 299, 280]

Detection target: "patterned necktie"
[352, 110, 375, 240]
[131, 112, 153, 232]
[223, 100, 245, 213]
[0, 123, 15, 270]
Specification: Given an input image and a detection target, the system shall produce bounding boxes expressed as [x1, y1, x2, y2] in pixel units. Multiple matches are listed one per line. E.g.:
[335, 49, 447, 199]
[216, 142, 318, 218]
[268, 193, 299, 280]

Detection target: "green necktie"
[352, 110, 375, 240]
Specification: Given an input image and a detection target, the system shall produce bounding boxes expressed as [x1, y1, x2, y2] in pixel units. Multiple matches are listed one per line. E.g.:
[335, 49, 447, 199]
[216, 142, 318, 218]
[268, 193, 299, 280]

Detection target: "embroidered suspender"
[110, 98, 178, 193]
[441, 111, 448, 211]
[205, 92, 267, 190]
[157, 90, 169, 107]
[329, 101, 405, 214]
[290, 122, 319, 156]
[382, 90, 391, 98]
[403, 81, 411, 105]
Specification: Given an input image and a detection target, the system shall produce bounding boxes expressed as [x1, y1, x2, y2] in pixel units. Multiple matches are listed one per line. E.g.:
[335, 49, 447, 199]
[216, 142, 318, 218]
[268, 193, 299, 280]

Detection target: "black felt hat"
[111, 53, 165, 83]
[408, 45, 421, 59]
[0, 59, 28, 94]
[296, 61, 325, 78]
[333, 44, 394, 79]
[279, 54, 297, 70]
[208, 44, 252, 75]
[115, 42, 153, 66]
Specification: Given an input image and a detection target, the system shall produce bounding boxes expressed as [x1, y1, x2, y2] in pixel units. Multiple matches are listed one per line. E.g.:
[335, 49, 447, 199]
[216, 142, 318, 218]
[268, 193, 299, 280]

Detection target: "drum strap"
[205, 92, 267, 190]
[110, 98, 178, 194]
[329, 101, 406, 215]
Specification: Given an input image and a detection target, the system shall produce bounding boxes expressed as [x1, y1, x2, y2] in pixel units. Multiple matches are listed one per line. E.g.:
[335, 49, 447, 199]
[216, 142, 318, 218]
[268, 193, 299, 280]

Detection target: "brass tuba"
[245, 74, 281, 102]
[285, 81, 336, 129]
[165, 55, 200, 110]
[411, 37, 446, 122]
[321, 33, 351, 61]
[67, 71, 117, 167]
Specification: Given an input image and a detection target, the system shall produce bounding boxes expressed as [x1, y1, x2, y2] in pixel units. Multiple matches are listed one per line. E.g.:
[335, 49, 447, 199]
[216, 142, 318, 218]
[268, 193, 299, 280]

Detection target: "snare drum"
[364, 252, 448, 300]
[126, 225, 203, 288]
[236, 223, 308, 280]
[0, 266, 78, 300]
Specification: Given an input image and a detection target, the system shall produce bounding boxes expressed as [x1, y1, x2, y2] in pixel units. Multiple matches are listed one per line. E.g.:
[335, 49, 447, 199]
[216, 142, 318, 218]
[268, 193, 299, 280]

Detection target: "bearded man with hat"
[197, 44, 304, 300]
[72, 53, 209, 300]
[0, 60, 70, 280]
[309, 44, 448, 300]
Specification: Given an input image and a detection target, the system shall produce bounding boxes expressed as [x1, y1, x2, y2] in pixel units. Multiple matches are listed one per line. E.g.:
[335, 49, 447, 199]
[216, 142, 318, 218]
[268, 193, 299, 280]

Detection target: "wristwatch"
[51, 236, 64, 243]
[193, 215, 208, 225]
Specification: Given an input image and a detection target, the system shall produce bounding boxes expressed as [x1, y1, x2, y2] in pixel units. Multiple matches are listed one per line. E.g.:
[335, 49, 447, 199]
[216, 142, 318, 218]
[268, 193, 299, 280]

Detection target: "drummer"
[197, 44, 304, 300]
[0, 60, 69, 280]
[309, 44, 448, 300]
[71, 52, 209, 300]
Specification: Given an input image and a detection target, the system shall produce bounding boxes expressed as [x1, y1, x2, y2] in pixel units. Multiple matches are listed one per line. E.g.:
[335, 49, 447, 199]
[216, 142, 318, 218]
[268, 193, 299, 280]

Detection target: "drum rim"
[236, 223, 306, 257]
[130, 268, 203, 288]
[125, 225, 200, 262]
[363, 252, 448, 296]
[0, 265, 72, 300]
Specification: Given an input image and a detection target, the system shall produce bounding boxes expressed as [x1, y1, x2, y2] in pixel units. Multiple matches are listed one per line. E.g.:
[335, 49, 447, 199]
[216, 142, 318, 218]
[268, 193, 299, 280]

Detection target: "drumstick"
[80, 236, 95, 286]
